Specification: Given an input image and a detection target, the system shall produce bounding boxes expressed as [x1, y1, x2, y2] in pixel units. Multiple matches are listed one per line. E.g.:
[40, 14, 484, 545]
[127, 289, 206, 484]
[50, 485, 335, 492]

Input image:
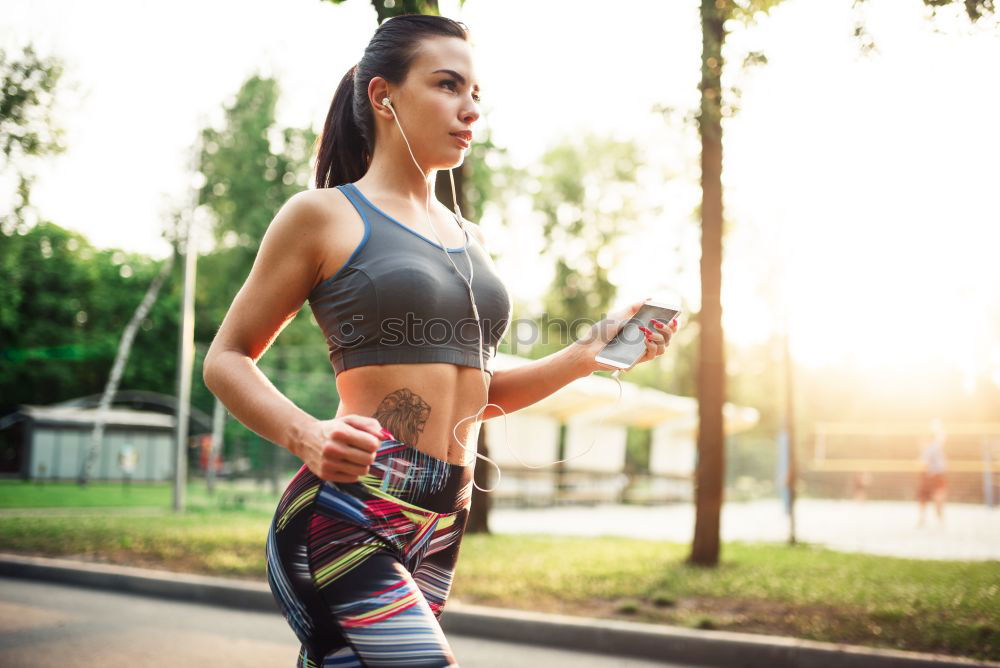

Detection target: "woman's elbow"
[202, 351, 219, 394]
[202, 341, 228, 394]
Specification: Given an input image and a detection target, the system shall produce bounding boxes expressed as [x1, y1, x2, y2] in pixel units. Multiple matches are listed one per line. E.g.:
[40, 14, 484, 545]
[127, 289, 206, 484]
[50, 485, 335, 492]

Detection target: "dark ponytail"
[314, 14, 470, 189]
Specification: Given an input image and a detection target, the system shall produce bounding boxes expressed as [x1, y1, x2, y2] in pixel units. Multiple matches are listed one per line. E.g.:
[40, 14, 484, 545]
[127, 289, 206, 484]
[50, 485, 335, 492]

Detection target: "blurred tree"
[77, 253, 174, 485]
[193, 74, 320, 351]
[915, 0, 993, 21]
[533, 135, 642, 333]
[0, 223, 180, 406]
[0, 44, 67, 235]
[0, 44, 184, 419]
[321, 0, 466, 24]
[196, 74, 315, 298]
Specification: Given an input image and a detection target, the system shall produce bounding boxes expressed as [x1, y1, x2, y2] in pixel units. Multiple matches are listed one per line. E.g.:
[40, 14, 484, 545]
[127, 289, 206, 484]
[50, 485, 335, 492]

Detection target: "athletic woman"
[203, 14, 678, 667]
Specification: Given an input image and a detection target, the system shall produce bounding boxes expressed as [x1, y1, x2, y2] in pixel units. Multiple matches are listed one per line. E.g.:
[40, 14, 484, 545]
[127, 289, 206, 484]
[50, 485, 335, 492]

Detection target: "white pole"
[173, 219, 197, 512]
[172, 122, 206, 513]
[208, 396, 225, 495]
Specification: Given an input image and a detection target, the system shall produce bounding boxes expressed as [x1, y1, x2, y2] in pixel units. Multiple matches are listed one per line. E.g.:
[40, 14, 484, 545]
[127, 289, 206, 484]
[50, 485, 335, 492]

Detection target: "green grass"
[0, 510, 995, 661]
[454, 535, 999, 660]
[0, 512, 272, 577]
[0, 479, 282, 512]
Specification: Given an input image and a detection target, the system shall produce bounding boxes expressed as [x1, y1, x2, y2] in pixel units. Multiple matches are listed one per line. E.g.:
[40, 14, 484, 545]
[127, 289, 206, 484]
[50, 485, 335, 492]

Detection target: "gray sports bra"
[308, 182, 512, 376]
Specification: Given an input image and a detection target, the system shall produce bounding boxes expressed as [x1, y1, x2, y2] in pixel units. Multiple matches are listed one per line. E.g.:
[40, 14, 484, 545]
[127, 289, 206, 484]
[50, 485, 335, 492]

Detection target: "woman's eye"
[442, 79, 481, 103]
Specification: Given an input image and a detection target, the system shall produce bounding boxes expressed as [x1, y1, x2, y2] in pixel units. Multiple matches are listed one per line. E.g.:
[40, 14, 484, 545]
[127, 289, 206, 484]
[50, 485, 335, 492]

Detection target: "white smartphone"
[594, 299, 682, 371]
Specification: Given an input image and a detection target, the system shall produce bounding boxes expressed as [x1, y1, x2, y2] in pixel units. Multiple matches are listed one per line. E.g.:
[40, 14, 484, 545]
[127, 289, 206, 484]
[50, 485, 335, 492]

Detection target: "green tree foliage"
[459, 122, 517, 242]
[536, 135, 641, 321]
[0, 44, 67, 234]
[194, 74, 316, 342]
[321, 0, 468, 25]
[0, 43, 182, 414]
[0, 223, 180, 406]
[917, 0, 994, 21]
[197, 76, 315, 261]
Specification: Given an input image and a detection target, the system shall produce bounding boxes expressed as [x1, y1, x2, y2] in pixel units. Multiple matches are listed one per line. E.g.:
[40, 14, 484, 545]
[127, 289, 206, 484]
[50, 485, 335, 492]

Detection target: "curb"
[0, 553, 992, 668]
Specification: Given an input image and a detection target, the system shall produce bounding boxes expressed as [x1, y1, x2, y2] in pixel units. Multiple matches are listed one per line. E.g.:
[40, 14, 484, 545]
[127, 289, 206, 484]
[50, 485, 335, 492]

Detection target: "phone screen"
[597, 304, 680, 368]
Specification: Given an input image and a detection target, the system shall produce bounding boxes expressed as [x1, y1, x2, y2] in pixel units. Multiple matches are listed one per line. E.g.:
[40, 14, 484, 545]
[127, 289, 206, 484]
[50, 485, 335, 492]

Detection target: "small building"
[0, 391, 212, 481]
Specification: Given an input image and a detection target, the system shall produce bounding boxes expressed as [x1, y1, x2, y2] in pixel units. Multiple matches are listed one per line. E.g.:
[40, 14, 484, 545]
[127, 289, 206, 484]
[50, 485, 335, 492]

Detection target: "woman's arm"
[482, 300, 675, 419]
[481, 343, 590, 419]
[203, 191, 386, 483]
[202, 191, 328, 457]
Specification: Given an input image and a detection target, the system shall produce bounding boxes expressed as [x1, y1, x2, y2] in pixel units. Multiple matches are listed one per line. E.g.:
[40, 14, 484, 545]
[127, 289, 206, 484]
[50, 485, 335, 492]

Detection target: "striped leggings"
[265, 438, 473, 667]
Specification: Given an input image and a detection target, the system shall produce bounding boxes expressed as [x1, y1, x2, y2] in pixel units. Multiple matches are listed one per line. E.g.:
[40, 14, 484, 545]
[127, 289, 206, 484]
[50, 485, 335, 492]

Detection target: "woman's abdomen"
[333, 362, 488, 465]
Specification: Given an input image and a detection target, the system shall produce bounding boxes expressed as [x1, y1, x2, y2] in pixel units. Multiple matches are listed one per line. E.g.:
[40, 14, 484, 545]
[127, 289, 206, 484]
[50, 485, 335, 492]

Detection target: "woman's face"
[373, 36, 482, 170]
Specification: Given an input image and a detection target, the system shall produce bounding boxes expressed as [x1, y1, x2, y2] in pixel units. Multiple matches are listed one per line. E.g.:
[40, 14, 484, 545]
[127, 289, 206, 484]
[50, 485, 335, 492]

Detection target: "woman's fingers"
[341, 414, 386, 441]
[650, 320, 677, 345]
[639, 326, 668, 347]
[327, 423, 380, 465]
[638, 325, 669, 363]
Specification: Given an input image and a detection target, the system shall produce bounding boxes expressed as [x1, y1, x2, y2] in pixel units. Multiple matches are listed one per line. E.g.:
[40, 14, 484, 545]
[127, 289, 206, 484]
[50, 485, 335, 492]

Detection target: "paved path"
[0, 577, 692, 667]
[491, 499, 1000, 560]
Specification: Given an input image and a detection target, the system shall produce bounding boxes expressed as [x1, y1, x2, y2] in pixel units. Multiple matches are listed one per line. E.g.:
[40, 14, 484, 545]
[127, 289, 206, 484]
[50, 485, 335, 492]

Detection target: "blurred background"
[1, 0, 998, 662]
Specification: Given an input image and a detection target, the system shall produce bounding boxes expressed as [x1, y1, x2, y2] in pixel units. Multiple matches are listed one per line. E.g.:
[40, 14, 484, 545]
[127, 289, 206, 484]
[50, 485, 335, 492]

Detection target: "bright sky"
[4, 0, 999, 383]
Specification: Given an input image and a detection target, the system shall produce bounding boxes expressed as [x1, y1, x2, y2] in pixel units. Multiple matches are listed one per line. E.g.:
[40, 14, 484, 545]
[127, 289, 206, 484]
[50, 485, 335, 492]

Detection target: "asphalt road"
[0, 576, 693, 667]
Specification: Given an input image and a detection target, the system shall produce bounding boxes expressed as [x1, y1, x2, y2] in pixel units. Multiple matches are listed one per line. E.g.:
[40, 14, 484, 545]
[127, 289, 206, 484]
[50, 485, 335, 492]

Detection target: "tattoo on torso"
[372, 388, 431, 447]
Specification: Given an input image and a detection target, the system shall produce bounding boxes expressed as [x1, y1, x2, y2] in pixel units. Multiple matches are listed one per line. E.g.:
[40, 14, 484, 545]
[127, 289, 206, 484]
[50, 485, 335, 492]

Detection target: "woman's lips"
[450, 133, 470, 148]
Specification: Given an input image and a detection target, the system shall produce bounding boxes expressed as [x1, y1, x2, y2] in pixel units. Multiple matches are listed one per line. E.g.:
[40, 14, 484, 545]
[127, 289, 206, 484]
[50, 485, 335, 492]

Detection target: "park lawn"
[456, 535, 998, 662]
[0, 512, 995, 661]
[0, 479, 281, 512]
[0, 479, 172, 508]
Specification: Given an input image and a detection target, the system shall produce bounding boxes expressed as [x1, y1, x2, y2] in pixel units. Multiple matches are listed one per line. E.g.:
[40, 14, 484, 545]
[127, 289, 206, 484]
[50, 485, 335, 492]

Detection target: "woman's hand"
[293, 414, 392, 483]
[571, 299, 680, 376]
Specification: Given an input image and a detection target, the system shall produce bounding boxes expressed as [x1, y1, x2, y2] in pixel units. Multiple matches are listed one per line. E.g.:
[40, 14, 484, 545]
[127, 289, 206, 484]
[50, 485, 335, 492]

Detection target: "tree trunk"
[689, 0, 727, 567]
[466, 425, 491, 533]
[435, 163, 466, 217]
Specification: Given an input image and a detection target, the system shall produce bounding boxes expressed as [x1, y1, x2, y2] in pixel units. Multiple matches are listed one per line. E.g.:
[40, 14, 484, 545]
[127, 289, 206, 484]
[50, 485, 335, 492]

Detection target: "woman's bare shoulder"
[288, 187, 366, 287]
[203, 187, 365, 361]
[285, 187, 357, 229]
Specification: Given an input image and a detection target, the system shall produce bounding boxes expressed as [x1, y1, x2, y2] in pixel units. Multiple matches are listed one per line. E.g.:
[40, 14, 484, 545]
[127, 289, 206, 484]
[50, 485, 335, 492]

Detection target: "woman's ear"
[368, 76, 392, 118]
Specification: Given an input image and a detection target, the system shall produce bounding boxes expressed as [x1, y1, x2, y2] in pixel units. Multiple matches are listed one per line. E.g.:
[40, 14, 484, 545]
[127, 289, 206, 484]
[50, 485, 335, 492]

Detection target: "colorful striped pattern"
[266, 438, 471, 666]
[329, 575, 455, 665]
[296, 645, 361, 668]
[361, 440, 456, 497]
[411, 561, 456, 617]
[266, 518, 314, 644]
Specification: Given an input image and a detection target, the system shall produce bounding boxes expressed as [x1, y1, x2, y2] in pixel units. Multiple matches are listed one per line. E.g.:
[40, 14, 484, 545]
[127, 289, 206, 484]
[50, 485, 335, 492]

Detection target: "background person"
[917, 418, 948, 527]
